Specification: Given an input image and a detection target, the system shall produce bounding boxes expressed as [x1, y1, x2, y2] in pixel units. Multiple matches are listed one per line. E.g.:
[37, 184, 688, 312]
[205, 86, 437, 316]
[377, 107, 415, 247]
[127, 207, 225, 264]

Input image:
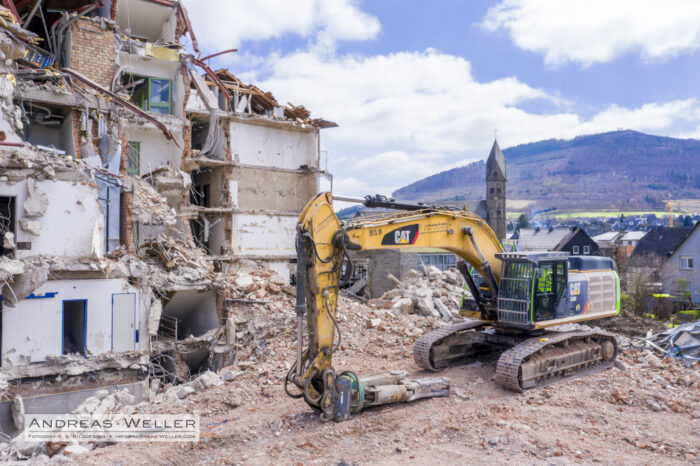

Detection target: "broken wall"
[229, 120, 319, 169]
[125, 125, 184, 176]
[115, 0, 177, 43]
[2, 278, 146, 366]
[0, 178, 104, 258]
[68, 17, 117, 89]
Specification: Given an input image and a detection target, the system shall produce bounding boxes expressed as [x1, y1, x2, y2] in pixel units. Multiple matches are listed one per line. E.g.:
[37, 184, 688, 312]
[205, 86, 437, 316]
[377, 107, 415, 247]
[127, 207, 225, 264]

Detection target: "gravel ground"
[57, 293, 700, 465]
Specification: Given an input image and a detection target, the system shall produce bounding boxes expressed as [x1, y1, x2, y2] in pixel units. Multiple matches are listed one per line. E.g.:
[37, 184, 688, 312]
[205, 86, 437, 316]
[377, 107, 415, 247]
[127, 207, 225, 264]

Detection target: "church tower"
[486, 139, 506, 240]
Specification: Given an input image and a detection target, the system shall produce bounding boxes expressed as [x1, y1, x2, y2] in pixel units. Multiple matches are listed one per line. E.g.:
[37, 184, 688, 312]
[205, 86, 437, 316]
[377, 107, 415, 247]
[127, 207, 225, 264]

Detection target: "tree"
[516, 214, 530, 230]
[681, 215, 693, 227]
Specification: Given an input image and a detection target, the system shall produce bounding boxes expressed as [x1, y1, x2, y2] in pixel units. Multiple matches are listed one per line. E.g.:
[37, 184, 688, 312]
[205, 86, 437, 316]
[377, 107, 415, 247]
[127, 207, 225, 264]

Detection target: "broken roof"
[209, 69, 337, 129]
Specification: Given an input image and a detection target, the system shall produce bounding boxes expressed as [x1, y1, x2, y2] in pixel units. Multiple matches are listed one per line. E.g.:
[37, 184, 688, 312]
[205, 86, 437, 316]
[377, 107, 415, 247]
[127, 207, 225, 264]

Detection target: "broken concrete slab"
[23, 178, 48, 218]
[18, 219, 41, 236]
[177, 386, 196, 399]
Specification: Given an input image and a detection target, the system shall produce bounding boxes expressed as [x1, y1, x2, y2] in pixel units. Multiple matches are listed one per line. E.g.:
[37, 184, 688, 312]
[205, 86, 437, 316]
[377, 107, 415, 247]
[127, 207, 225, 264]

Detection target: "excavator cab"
[496, 252, 619, 330]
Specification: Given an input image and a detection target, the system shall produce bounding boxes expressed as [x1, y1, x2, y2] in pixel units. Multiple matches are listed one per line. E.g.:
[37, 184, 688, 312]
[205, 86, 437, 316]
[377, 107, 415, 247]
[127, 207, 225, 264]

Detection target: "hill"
[392, 130, 700, 210]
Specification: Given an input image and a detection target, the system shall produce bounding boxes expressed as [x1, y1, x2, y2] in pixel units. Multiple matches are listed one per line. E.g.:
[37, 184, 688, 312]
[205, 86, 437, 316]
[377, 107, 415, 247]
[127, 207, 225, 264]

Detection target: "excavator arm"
[286, 192, 504, 421]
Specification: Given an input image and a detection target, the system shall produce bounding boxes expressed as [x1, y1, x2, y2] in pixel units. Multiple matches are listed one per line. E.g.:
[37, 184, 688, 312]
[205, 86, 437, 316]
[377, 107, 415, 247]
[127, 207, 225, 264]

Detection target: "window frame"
[583, 245, 590, 255]
[126, 141, 140, 176]
[148, 78, 172, 115]
[572, 245, 579, 255]
[680, 256, 694, 270]
[123, 73, 173, 115]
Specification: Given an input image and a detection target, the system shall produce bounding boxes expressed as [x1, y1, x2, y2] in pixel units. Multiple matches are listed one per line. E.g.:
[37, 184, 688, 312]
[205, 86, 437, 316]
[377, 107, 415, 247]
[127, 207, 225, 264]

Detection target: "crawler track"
[495, 330, 618, 392]
[413, 320, 491, 371]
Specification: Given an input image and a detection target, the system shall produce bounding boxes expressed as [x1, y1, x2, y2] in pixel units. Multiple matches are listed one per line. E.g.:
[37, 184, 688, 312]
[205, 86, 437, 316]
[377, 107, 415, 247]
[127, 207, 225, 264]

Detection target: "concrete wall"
[1, 278, 147, 366]
[229, 121, 319, 169]
[116, 0, 176, 43]
[232, 166, 317, 212]
[0, 179, 104, 259]
[125, 125, 184, 176]
[232, 213, 297, 258]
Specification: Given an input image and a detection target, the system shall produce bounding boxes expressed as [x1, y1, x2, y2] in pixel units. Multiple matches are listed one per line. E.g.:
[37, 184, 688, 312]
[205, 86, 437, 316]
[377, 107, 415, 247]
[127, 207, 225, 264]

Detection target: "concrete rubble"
[1, 282, 694, 463]
[368, 265, 468, 321]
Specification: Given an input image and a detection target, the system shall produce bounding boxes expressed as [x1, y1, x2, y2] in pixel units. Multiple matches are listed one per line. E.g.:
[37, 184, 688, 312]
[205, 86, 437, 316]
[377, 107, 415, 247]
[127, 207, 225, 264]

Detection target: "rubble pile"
[130, 177, 177, 227]
[633, 322, 700, 361]
[600, 349, 700, 416]
[369, 265, 467, 321]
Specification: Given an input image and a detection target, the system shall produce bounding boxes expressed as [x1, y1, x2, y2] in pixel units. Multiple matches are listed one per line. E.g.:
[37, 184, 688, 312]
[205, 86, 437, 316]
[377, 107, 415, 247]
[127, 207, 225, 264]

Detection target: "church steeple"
[486, 139, 506, 181]
[485, 138, 506, 240]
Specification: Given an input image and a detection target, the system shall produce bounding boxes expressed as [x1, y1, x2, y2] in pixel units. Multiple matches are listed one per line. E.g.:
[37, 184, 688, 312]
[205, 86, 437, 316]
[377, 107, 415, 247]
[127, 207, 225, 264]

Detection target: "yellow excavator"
[285, 192, 620, 422]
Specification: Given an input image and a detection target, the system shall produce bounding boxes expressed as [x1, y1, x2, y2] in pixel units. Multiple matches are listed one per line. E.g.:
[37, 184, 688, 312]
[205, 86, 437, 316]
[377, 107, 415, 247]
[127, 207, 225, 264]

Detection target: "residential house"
[516, 227, 571, 252]
[553, 227, 599, 256]
[593, 231, 622, 257]
[630, 225, 698, 305]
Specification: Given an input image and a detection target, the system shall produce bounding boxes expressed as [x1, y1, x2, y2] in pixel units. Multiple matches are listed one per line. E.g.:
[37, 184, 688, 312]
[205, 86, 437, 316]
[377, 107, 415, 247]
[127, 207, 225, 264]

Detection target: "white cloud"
[183, 0, 379, 50]
[253, 47, 700, 196]
[482, 0, 700, 66]
[184, 1, 700, 197]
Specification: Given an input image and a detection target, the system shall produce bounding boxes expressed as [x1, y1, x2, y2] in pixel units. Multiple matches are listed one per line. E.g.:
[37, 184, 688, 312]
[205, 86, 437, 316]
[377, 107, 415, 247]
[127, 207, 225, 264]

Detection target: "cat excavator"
[285, 192, 620, 422]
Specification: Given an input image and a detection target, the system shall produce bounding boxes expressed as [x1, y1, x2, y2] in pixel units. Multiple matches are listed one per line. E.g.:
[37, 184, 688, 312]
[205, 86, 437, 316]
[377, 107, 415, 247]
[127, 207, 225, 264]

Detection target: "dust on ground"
[68, 290, 700, 466]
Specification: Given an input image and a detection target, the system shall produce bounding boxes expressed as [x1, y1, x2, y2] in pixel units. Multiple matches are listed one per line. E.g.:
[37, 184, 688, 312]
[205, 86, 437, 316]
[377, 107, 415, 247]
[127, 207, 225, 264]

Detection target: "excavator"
[285, 192, 620, 422]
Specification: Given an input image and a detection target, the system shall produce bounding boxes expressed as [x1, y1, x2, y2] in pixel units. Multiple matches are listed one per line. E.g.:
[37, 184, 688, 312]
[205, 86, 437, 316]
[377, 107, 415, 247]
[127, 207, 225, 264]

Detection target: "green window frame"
[148, 78, 172, 115]
[124, 74, 172, 115]
[127, 141, 140, 176]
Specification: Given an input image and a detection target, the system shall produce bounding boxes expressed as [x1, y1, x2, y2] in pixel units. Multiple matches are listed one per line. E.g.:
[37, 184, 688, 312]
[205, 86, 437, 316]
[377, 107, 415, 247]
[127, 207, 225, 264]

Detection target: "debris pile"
[634, 322, 700, 361]
[369, 265, 467, 321]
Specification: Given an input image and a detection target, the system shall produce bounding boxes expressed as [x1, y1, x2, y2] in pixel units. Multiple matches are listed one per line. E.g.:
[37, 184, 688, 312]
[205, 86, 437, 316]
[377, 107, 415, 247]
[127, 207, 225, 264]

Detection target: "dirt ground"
[74, 295, 699, 465]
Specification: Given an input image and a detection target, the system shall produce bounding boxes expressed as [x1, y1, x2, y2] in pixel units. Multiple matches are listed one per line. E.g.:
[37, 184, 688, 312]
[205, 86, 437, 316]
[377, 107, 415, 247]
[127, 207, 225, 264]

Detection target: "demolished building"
[0, 0, 334, 434]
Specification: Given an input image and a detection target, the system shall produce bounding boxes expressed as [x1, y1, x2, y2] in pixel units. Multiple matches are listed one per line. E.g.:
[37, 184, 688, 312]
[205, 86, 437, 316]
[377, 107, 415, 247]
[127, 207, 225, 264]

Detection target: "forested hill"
[392, 130, 700, 210]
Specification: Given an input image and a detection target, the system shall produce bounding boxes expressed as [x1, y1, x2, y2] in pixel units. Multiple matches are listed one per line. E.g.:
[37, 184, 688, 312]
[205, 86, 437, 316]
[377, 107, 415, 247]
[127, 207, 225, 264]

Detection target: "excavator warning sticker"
[382, 224, 419, 245]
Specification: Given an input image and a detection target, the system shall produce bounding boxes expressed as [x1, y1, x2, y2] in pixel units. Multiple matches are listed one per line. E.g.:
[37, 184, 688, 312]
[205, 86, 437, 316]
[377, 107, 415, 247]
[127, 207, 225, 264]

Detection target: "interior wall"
[229, 121, 318, 169]
[0, 179, 104, 259]
[116, 0, 175, 42]
[125, 126, 184, 176]
[1, 278, 143, 366]
[162, 290, 218, 339]
[232, 167, 316, 212]
[231, 213, 297, 257]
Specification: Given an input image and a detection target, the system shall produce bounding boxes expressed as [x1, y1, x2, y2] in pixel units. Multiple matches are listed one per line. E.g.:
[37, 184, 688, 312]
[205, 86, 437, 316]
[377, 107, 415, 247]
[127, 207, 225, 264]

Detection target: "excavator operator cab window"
[533, 261, 566, 322]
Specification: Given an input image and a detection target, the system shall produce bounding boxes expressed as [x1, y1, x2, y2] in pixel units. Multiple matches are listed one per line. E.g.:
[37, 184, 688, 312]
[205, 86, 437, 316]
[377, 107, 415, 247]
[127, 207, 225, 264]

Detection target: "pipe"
[199, 49, 238, 62]
[332, 195, 365, 204]
[22, 0, 43, 29]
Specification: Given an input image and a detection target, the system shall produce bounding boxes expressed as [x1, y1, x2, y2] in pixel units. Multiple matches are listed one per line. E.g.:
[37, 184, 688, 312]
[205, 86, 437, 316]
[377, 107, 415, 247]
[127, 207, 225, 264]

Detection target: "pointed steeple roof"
[486, 139, 506, 179]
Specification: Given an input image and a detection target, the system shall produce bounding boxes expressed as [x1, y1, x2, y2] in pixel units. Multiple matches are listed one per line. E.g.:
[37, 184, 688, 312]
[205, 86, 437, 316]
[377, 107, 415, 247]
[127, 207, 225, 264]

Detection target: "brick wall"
[69, 17, 117, 89]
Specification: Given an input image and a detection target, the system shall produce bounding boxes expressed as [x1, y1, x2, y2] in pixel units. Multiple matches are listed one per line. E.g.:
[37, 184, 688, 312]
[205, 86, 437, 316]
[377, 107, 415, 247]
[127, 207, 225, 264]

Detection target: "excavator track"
[413, 320, 491, 371]
[496, 330, 618, 392]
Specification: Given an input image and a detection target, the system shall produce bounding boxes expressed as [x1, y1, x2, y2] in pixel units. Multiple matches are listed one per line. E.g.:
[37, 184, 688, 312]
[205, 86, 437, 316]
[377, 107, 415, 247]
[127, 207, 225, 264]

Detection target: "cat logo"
[570, 282, 581, 296]
[381, 224, 419, 246]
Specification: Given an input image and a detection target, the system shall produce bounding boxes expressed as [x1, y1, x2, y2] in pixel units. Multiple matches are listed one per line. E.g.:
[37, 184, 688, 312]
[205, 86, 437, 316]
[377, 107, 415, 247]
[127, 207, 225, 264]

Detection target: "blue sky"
[184, 0, 700, 198]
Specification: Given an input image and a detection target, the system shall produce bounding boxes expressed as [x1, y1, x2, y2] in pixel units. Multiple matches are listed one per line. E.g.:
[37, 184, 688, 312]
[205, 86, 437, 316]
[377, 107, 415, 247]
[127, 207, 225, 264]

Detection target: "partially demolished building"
[0, 0, 334, 432]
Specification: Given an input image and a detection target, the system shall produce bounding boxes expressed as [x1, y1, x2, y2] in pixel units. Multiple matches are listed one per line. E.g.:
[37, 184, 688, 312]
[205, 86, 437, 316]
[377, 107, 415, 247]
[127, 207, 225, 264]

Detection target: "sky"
[182, 0, 700, 199]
